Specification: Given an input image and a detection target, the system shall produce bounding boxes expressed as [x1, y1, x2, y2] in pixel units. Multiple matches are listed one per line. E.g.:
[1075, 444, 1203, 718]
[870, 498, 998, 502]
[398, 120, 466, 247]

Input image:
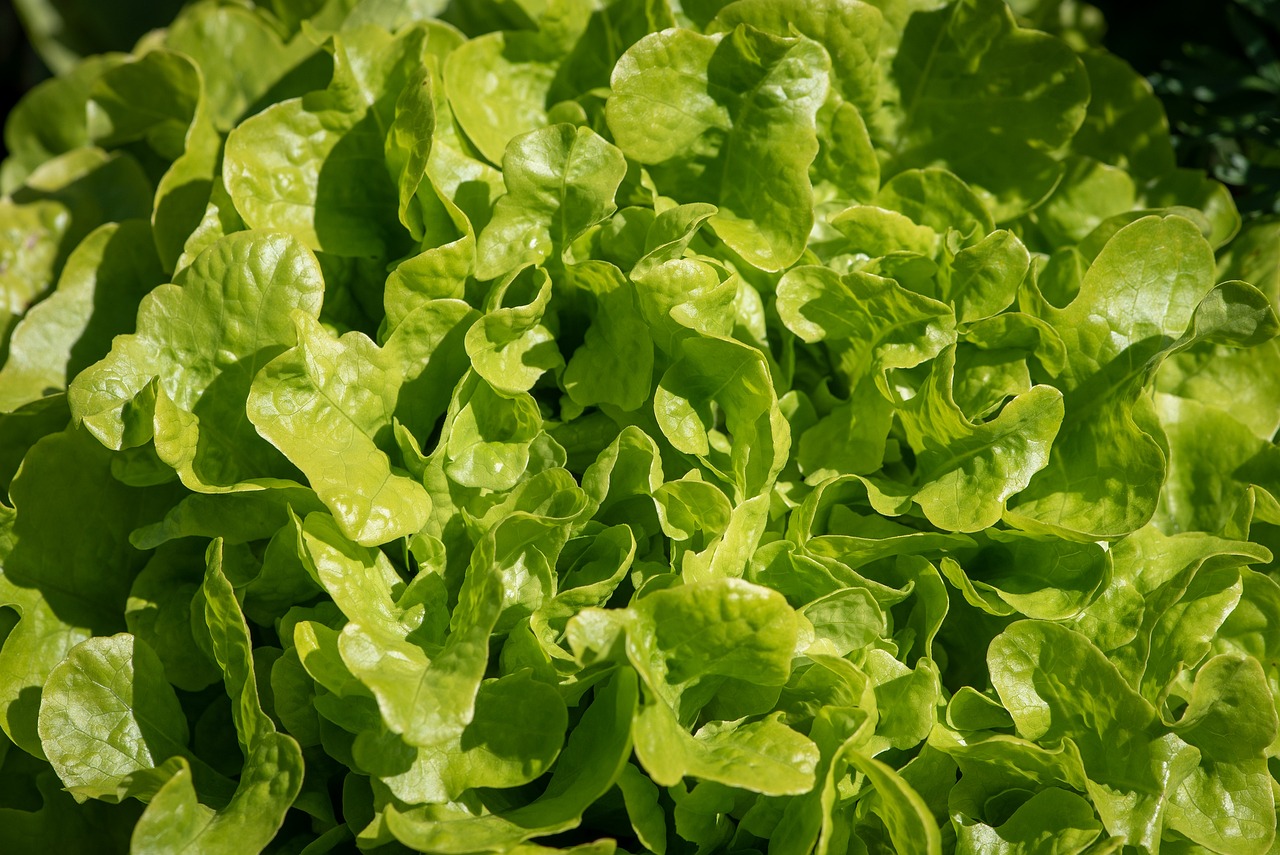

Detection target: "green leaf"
[886, 0, 1088, 217]
[0, 198, 70, 335]
[777, 265, 954, 379]
[163, 2, 314, 132]
[1, 54, 124, 187]
[1071, 50, 1176, 179]
[561, 261, 654, 412]
[876, 168, 995, 239]
[845, 750, 943, 855]
[383, 669, 637, 852]
[0, 570, 92, 759]
[125, 544, 221, 691]
[654, 334, 789, 498]
[989, 619, 1276, 852]
[709, 0, 881, 115]
[383, 186, 477, 332]
[83, 48, 222, 271]
[224, 25, 427, 257]
[299, 511, 498, 748]
[129, 540, 305, 853]
[941, 229, 1029, 323]
[3, 3, 1277, 850]
[1152, 393, 1272, 539]
[475, 124, 627, 280]
[0, 395, 69, 496]
[0, 763, 139, 853]
[37, 634, 189, 802]
[386, 63, 436, 239]
[1174, 654, 1277, 763]
[128, 484, 327, 549]
[384, 297, 478, 439]
[1009, 216, 1222, 539]
[68, 231, 325, 489]
[628, 203, 737, 354]
[955, 787, 1103, 855]
[625, 578, 800, 720]
[616, 761, 667, 855]
[463, 265, 563, 394]
[5, 426, 178, 631]
[892, 345, 1063, 532]
[443, 31, 557, 167]
[829, 209, 935, 264]
[940, 529, 1110, 621]
[248, 312, 431, 546]
[635, 707, 819, 794]
[85, 50, 200, 155]
[0, 221, 164, 412]
[128, 745, 301, 854]
[607, 24, 830, 270]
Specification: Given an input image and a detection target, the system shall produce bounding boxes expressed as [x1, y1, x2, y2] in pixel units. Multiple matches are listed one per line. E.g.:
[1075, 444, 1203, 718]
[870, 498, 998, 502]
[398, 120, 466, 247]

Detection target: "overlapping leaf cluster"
[2, 0, 1280, 852]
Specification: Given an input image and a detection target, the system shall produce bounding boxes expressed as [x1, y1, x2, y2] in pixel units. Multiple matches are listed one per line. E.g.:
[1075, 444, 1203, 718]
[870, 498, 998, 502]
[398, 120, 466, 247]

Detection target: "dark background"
[1, 2, 47, 143]
[0, 0, 1275, 201]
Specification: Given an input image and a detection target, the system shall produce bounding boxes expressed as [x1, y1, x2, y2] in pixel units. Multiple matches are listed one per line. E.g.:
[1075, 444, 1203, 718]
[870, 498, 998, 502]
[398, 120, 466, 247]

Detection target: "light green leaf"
[248, 312, 431, 546]
[1166, 758, 1275, 855]
[1009, 216, 1221, 539]
[607, 25, 830, 270]
[444, 31, 557, 167]
[385, 64, 436, 240]
[464, 265, 563, 395]
[439, 372, 545, 492]
[830, 205, 939, 257]
[299, 511, 499, 749]
[709, 0, 881, 115]
[885, 0, 1088, 217]
[942, 229, 1029, 323]
[634, 706, 819, 794]
[955, 787, 1103, 855]
[383, 184, 476, 332]
[384, 669, 637, 852]
[129, 740, 303, 854]
[892, 346, 1062, 532]
[654, 334, 790, 497]
[1174, 654, 1277, 763]
[68, 231, 324, 489]
[475, 124, 627, 280]
[224, 25, 427, 257]
[0, 571, 92, 760]
[876, 168, 995, 239]
[626, 578, 799, 716]
[989, 619, 1275, 852]
[845, 750, 942, 855]
[776, 266, 954, 379]
[0, 198, 69, 335]
[37, 634, 189, 802]
[0, 220, 163, 413]
[629, 203, 737, 354]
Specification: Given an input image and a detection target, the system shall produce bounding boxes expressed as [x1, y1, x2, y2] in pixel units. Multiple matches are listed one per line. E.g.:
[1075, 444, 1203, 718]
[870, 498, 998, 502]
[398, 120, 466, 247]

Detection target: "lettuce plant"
[2, 0, 1279, 852]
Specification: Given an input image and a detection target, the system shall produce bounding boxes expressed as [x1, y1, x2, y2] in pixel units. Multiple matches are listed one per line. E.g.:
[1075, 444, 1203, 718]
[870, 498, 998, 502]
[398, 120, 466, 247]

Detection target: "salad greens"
[2, 0, 1279, 852]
